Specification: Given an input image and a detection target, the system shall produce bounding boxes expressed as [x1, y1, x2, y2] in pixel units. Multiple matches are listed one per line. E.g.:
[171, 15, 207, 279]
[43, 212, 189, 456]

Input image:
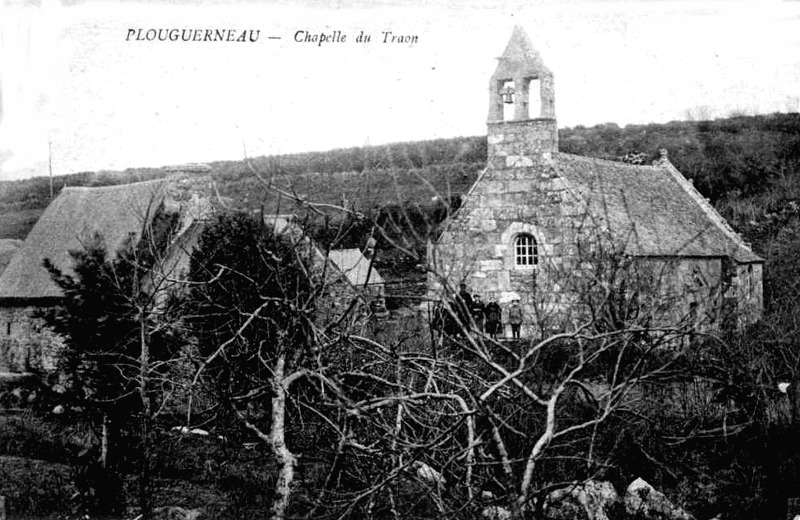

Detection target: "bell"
[500, 84, 515, 104]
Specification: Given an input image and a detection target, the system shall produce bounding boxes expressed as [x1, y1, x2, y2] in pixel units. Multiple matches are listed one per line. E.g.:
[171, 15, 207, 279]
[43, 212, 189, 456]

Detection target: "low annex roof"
[553, 153, 762, 263]
[0, 179, 167, 302]
[264, 214, 384, 288]
[327, 249, 384, 287]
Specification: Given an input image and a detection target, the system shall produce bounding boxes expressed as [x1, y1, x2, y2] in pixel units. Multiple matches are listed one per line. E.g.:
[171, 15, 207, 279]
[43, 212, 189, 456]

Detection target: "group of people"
[444, 284, 524, 340]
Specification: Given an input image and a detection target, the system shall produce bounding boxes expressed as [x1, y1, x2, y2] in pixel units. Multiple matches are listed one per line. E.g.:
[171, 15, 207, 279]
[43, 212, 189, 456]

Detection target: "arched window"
[514, 234, 537, 267]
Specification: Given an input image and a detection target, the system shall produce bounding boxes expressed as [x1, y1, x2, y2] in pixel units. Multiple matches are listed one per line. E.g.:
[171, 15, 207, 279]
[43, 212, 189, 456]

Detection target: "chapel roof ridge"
[554, 152, 665, 170]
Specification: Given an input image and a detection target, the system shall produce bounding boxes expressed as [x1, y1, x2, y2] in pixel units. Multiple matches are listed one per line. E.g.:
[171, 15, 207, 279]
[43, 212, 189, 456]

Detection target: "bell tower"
[488, 26, 557, 159]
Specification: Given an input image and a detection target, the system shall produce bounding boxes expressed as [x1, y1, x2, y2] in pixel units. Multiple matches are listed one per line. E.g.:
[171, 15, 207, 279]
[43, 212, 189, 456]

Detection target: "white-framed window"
[514, 234, 537, 267]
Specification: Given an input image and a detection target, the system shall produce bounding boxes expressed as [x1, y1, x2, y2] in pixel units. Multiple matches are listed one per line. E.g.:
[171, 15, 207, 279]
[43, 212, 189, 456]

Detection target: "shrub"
[0, 413, 76, 463]
[0, 455, 74, 517]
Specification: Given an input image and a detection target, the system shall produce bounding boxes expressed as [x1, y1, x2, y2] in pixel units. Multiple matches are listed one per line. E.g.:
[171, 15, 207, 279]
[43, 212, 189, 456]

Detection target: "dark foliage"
[42, 207, 180, 413]
[39, 206, 181, 516]
[559, 113, 800, 203]
[184, 212, 316, 429]
[212, 136, 486, 179]
[0, 454, 74, 517]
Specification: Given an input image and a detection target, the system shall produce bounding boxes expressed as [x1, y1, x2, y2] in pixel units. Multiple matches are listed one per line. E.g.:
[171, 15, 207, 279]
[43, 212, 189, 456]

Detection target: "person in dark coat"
[456, 283, 474, 332]
[470, 294, 486, 333]
[484, 297, 502, 340]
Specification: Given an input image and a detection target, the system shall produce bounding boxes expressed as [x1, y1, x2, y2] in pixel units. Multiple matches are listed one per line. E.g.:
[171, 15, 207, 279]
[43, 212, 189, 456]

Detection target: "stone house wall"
[0, 305, 64, 374]
[632, 258, 724, 333]
[734, 262, 764, 328]
[315, 256, 384, 330]
[0, 268, 375, 383]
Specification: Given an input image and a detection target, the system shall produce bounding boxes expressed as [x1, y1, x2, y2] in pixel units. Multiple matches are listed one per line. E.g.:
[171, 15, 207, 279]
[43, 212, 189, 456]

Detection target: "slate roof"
[0, 180, 167, 302]
[327, 249, 384, 287]
[553, 153, 762, 263]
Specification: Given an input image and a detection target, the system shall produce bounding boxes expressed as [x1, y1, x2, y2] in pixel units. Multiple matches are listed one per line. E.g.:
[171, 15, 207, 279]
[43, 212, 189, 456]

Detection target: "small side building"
[0, 179, 168, 373]
[265, 215, 387, 326]
[327, 248, 387, 315]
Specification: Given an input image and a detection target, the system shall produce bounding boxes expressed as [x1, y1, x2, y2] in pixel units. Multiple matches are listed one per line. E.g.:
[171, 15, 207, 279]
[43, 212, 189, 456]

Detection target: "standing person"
[484, 297, 502, 340]
[456, 283, 474, 333]
[508, 299, 523, 339]
[470, 294, 486, 333]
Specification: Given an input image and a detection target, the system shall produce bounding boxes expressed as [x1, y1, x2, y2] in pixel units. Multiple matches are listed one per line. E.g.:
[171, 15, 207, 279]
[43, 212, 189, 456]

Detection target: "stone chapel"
[428, 26, 764, 338]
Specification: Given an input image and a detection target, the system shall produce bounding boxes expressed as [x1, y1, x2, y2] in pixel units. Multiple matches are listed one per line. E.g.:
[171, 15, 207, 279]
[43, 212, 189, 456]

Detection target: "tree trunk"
[100, 413, 109, 468]
[138, 309, 153, 520]
[270, 354, 297, 520]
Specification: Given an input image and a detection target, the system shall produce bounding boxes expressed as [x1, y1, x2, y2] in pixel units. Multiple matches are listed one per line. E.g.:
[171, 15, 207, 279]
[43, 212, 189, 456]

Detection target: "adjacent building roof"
[0, 179, 166, 302]
[159, 220, 206, 282]
[264, 214, 385, 289]
[327, 249, 384, 287]
[0, 239, 24, 277]
[553, 153, 762, 263]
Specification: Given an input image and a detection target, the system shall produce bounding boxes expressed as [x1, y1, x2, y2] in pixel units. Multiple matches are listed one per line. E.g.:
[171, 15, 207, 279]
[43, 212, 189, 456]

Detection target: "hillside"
[2, 112, 799, 255]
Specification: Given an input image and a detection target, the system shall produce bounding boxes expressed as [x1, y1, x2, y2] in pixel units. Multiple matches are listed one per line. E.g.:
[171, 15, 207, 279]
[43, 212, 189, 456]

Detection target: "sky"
[1, 0, 799, 180]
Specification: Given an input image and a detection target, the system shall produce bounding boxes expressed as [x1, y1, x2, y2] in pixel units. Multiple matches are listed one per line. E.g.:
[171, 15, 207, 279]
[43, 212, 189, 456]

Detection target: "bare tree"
[175, 166, 697, 519]
[44, 201, 190, 518]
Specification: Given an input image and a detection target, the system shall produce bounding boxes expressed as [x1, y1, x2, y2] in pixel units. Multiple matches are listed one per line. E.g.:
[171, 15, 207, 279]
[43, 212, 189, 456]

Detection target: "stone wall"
[0, 305, 64, 374]
[311, 251, 385, 331]
[318, 269, 366, 327]
[432, 210, 739, 340]
[430, 153, 591, 338]
[487, 119, 558, 159]
[633, 257, 725, 334]
[734, 262, 764, 328]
